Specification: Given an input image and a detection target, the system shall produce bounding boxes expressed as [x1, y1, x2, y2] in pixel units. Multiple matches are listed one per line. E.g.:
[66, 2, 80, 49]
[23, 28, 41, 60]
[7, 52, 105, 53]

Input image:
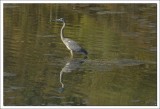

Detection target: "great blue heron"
[53, 18, 88, 58]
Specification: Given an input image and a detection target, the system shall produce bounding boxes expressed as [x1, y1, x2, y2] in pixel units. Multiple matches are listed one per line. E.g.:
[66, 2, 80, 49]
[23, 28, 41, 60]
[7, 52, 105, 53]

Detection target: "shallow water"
[3, 4, 157, 106]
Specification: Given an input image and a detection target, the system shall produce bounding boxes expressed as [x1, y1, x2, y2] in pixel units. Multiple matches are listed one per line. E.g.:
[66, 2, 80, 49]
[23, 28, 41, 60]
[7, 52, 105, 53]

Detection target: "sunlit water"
[4, 4, 157, 106]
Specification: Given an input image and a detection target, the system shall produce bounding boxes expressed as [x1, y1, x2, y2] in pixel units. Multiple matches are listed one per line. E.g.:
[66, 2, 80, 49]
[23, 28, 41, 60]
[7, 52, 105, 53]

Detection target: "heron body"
[63, 38, 88, 55]
[54, 18, 88, 57]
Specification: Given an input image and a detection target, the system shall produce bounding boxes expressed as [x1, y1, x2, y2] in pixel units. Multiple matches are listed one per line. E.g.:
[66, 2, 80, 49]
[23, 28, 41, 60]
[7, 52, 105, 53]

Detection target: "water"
[3, 4, 157, 106]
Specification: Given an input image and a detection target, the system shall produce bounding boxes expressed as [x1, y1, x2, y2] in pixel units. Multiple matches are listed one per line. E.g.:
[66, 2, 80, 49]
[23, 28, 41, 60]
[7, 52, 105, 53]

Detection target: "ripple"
[85, 58, 156, 72]
[49, 96, 65, 99]
[36, 34, 57, 38]
[149, 47, 157, 52]
[10, 86, 25, 90]
[97, 11, 126, 15]
[4, 72, 16, 77]
[113, 59, 145, 67]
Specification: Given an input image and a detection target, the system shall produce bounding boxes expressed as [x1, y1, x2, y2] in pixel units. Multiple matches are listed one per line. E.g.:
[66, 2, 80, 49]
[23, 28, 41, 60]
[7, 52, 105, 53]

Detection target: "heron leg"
[70, 50, 73, 58]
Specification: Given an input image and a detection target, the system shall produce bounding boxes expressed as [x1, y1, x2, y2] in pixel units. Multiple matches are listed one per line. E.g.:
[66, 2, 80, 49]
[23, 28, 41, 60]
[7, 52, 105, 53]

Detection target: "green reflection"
[4, 4, 157, 106]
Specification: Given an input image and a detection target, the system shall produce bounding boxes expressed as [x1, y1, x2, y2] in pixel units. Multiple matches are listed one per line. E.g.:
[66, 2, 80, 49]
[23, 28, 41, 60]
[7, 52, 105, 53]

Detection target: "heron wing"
[63, 38, 82, 52]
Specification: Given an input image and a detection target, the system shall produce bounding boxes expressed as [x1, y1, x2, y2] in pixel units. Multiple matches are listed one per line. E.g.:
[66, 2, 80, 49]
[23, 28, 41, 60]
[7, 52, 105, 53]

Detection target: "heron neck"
[61, 22, 65, 41]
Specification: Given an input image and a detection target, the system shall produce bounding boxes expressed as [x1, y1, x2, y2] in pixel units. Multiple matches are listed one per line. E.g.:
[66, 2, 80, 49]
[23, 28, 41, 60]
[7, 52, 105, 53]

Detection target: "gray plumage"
[63, 38, 87, 55]
[53, 18, 88, 57]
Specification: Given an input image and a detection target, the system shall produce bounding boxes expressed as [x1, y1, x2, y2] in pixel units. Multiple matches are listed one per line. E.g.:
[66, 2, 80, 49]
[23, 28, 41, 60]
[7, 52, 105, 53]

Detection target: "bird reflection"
[58, 57, 87, 93]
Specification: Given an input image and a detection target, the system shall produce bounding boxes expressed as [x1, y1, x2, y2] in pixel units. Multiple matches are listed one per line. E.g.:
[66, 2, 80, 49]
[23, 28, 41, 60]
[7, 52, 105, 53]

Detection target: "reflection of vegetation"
[4, 4, 156, 106]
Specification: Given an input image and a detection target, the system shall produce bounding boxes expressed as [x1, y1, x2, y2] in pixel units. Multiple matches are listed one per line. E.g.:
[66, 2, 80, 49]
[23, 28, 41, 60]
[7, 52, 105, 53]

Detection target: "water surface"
[4, 4, 157, 106]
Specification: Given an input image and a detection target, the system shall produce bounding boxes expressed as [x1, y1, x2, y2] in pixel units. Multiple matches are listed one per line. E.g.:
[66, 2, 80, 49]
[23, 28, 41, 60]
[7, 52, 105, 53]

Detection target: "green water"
[3, 4, 157, 106]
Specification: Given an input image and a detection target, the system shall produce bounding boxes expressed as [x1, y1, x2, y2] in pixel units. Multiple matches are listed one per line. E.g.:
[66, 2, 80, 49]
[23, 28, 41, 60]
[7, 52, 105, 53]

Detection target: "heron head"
[53, 18, 65, 23]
